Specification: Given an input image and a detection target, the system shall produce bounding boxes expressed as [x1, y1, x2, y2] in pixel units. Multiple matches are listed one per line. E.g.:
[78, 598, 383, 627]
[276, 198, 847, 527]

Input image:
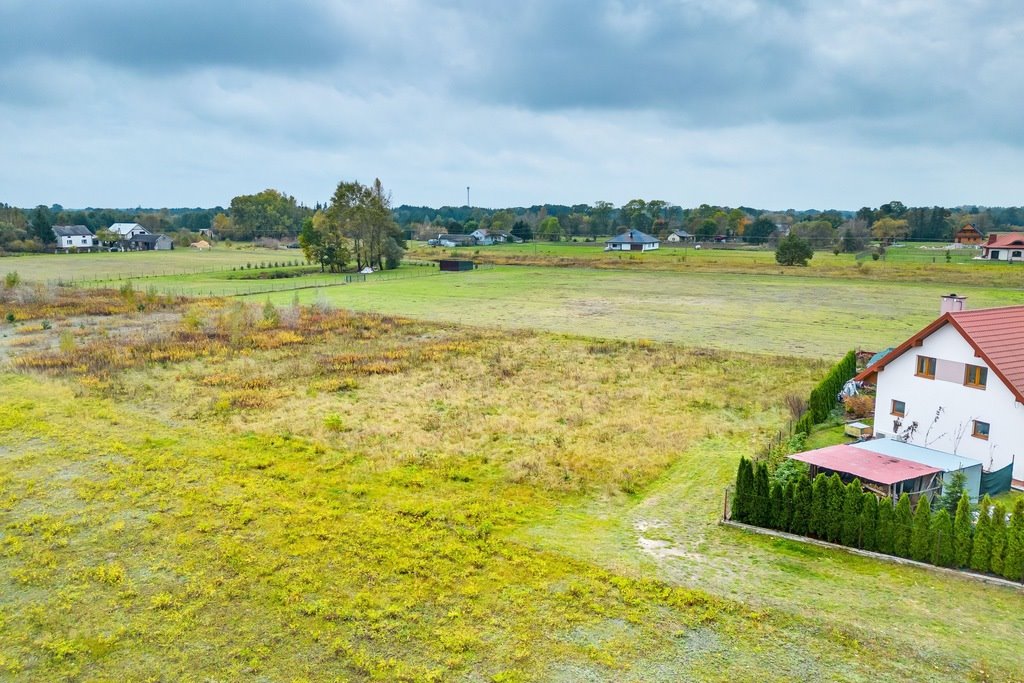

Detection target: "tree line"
[5, 195, 1024, 255]
[733, 459, 1024, 581]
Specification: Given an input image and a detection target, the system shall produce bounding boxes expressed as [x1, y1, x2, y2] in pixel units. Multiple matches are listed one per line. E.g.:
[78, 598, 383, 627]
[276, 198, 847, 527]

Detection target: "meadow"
[407, 240, 1024, 287]
[2, 286, 1024, 681]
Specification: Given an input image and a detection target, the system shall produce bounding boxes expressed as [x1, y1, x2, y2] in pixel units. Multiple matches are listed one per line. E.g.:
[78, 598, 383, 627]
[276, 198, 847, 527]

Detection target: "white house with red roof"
[856, 296, 1024, 480]
[981, 232, 1024, 261]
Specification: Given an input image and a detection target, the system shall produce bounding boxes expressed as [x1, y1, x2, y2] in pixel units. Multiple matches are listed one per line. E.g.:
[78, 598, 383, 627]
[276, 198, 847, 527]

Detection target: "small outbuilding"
[439, 259, 475, 272]
[604, 229, 660, 252]
[128, 234, 174, 251]
[666, 229, 694, 243]
[790, 443, 943, 503]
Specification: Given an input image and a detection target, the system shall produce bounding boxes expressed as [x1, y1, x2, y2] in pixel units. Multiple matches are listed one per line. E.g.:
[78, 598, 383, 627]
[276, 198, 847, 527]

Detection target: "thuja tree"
[809, 473, 829, 538]
[826, 474, 845, 543]
[970, 495, 994, 573]
[770, 483, 785, 530]
[876, 500, 895, 555]
[931, 509, 954, 567]
[840, 479, 863, 547]
[892, 493, 913, 558]
[782, 482, 796, 533]
[953, 492, 974, 568]
[733, 458, 753, 522]
[752, 462, 771, 527]
[989, 503, 1008, 576]
[859, 493, 878, 551]
[910, 496, 933, 563]
[791, 477, 812, 536]
[1003, 500, 1024, 581]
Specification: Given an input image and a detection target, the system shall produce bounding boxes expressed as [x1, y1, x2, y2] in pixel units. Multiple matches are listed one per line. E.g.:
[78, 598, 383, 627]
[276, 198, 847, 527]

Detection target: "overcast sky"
[2, 0, 1022, 210]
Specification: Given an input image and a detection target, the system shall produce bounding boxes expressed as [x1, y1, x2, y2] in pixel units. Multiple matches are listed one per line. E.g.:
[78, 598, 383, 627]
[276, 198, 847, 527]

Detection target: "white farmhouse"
[108, 222, 151, 240]
[51, 225, 95, 250]
[856, 296, 1024, 480]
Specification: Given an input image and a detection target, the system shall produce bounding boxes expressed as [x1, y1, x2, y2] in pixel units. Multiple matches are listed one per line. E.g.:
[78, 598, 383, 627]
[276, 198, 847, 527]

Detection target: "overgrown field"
[1, 288, 1022, 681]
[12, 265, 1021, 359]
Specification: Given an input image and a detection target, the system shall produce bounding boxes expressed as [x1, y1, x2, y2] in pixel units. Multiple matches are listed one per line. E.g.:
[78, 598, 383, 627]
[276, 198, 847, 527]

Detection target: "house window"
[1013, 251, 1023, 258]
[891, 400, 906, 417]
[972, 420, 990, 440]
[915, 356, 936, 379]
[964, 364, 988, 389]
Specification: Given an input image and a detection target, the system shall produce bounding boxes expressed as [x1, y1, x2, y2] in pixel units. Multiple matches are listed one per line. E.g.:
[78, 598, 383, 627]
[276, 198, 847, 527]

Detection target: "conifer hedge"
[730, 460, 1024, 581]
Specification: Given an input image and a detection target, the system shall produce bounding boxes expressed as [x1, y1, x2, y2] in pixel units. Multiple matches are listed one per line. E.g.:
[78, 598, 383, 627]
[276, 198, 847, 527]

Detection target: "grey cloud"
[0, 0, 347, 72]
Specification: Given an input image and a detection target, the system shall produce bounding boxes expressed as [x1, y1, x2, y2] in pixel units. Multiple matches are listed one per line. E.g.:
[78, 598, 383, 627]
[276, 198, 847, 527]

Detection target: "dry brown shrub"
[842, 393, 874, 418]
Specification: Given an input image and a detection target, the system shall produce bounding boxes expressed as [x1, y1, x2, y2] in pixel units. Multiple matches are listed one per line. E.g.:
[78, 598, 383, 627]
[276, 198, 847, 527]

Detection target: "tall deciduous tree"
[330, 179, 406, 271]
[229, 189, 308, 240]
[299, 212, 351, 272]
[775, 234, 814, 266]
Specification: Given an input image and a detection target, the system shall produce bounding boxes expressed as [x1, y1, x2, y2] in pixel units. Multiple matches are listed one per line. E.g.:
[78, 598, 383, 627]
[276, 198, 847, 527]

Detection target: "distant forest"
[3, 191, 1024, 254]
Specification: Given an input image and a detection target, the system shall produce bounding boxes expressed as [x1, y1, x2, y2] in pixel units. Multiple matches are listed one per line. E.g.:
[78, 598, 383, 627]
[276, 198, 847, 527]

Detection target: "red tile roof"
[984, 232, 1024, 249]
[856, 305, 1024, 403]
[790, 444, 942, 485]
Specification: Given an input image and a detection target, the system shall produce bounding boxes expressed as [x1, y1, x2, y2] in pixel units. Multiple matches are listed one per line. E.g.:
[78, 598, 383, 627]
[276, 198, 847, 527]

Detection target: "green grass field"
[1, 247, 299, 283]
[14, 261, 1020, 358]
[409, 239, 1014, 280]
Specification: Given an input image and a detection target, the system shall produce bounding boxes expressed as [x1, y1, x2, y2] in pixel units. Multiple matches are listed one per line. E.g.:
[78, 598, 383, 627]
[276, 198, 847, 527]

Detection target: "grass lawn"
[1, 289, 1022, 680]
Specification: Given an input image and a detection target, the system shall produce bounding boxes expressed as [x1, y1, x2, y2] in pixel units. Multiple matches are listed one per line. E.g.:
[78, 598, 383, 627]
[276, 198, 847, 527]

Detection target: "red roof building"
[981, 232, 1024, 261]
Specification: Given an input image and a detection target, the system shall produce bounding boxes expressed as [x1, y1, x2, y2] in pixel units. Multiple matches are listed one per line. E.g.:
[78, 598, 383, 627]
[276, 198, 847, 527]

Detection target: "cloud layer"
[1, 1, 1022, 208]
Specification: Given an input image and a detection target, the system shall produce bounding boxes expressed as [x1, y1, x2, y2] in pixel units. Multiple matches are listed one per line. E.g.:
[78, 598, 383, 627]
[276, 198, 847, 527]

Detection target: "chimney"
[941, 293, 967, 315]
[988, 233, 998, 245]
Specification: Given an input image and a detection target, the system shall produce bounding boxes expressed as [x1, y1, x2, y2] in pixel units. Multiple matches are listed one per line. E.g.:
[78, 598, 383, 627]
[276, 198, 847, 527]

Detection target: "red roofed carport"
[790, 444, 944, 503]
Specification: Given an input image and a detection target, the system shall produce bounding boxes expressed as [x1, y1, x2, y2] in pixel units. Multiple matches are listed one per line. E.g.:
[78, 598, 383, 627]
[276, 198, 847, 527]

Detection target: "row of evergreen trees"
[732, 458, 1024, 581]
[795, 350, 858, 434]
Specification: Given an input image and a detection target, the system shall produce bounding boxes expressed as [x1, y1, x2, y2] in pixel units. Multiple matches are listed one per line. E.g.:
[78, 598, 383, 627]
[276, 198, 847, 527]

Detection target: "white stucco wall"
[872, 323, 1024, 478]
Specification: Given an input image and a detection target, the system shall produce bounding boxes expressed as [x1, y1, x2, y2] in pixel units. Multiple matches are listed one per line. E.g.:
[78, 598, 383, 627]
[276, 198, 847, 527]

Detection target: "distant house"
[52, 225, 95, 251]
[981, 233, 1024, 262]
[438, 234, 477, 248]
[108, 222, 150, 240]
[470, 229, 495, 246]
[604, 229, 660, 252]
[954, 224, 983, 245]
[666, 229, 693, 243]
[856, 295, 1024, 482]
[127, 234, 174, 251]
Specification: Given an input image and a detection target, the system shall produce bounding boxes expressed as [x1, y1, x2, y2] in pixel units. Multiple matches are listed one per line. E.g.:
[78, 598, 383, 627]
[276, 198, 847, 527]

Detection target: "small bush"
[842, 394, 874, 418]
[4, 271, 19, 289]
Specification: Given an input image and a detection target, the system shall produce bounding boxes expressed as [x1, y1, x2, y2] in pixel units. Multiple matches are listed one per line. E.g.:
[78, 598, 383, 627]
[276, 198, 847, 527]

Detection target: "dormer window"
[964, 364, 988, 389]
[915, 356, 936, 379]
